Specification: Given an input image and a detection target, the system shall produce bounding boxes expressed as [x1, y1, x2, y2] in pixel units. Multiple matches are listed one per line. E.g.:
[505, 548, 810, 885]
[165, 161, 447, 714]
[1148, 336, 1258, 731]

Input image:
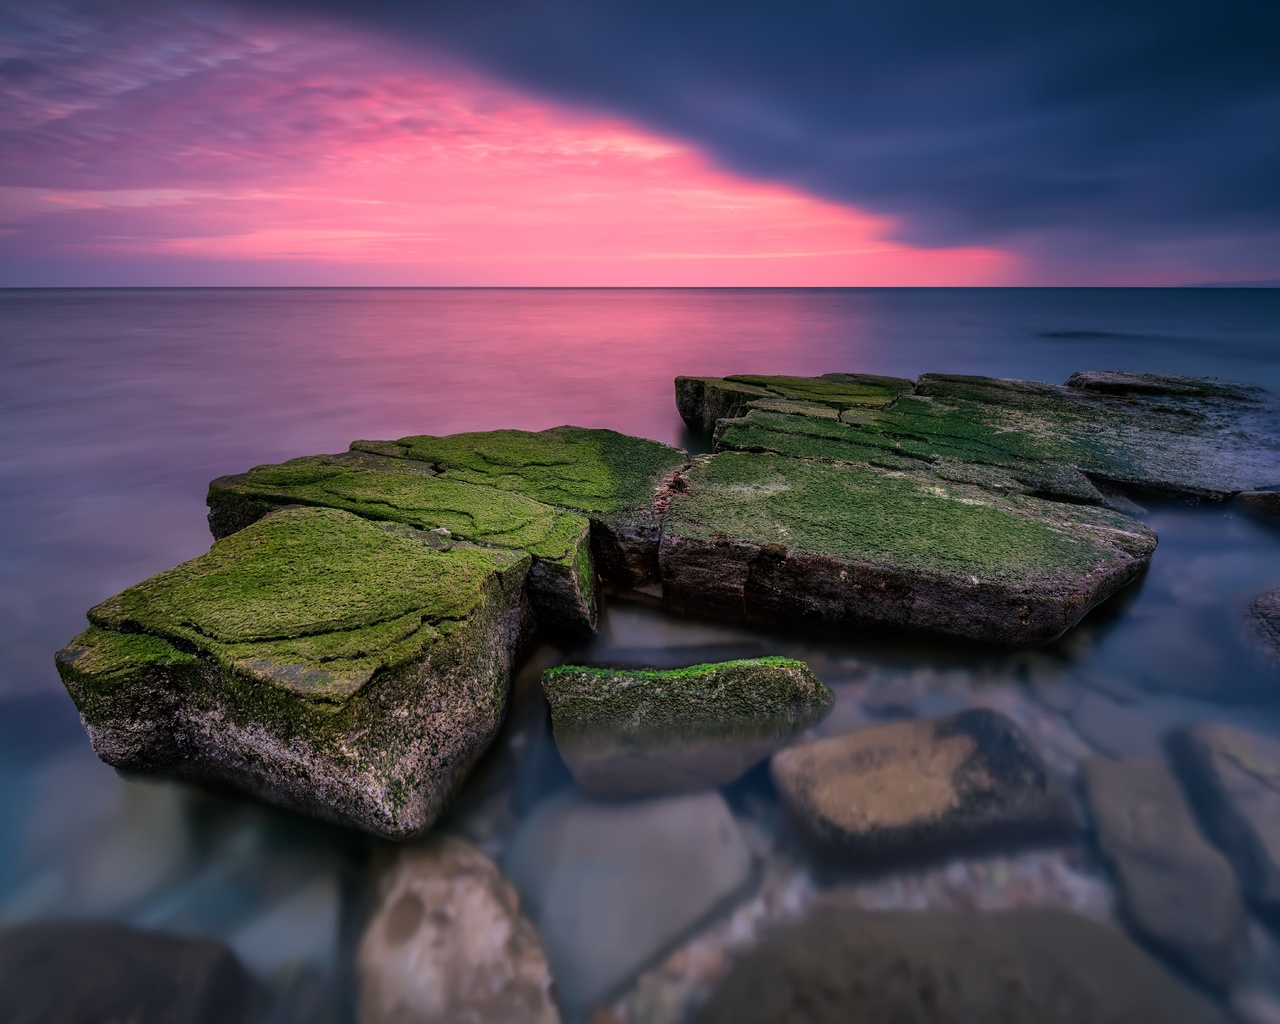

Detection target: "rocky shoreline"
[38, 368, 1280, 1022]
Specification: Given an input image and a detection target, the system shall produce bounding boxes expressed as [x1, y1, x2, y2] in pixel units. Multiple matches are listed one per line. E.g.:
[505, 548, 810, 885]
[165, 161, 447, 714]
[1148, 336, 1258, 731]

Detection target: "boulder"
[659, 452, 1156, 645]
[1170, 722, 1280, 917]
[1082, 756, 1246, 986]
[504, 791, 753, 1014]
[770, 709, 1077, 865]
[1235, 490, 1280, 522]
[56, 506, 532, 840]
[675, 373, 914, 433]
[691, 908, 1229, 1024]
[0, 921, 257, 1024]
[681, 369, 1280, 501]
[357, 836, 559, 1024]
[541, 657, 833, 798]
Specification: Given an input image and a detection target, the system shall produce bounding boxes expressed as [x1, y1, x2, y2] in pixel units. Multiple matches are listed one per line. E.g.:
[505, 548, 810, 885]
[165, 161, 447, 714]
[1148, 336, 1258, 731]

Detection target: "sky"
[0, 0, 1276, 287]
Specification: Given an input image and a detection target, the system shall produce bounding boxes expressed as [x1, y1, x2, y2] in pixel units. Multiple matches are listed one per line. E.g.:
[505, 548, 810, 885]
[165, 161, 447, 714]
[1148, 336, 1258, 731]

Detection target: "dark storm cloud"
[244, 0, 1280, 260]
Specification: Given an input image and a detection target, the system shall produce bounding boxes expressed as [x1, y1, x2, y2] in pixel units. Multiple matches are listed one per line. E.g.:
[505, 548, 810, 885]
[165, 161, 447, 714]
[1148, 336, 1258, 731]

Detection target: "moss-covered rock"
[659, 452, 1156, 645]
[541, 657, 833, 798]
[56, 507, 533, 840]
[675, 373, 913, 433]
[207, 450, 595, 638]
[349, 426, 688, 587]
[688, 369, 1280, 501]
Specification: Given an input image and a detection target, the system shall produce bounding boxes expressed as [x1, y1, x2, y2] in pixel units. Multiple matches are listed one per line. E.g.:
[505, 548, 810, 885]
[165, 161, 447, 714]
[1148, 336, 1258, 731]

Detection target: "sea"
[2, 287, 1280, 1020]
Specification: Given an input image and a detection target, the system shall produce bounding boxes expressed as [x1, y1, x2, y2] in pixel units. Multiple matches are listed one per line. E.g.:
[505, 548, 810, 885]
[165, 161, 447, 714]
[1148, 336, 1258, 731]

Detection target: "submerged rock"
[691, 909, 1228, 1024]
[660, 452, 1155, 645]
[0, 920, 258, 1024]
[56, 506, 532, 840]
[504, 791, 753, 1014]
[1082, 756, 1245, 986]
[770, 709, 1077, 865]
[1170, 722, 1280, 918]
[357, 836, 559, 1024]
[541, 657, 833, 798]
[1249, 587, 1280, 662]
[1236, 490, 1280, 522]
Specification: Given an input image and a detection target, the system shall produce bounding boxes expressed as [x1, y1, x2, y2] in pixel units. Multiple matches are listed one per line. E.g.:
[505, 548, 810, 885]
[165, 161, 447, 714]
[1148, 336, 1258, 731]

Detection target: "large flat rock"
[659, 451, 1156, 644]
[503, 791, 753, 1015]
[350, 426, 688, 588]
[56, 506, 532, 840]
[691, 909, 1228, 1024]
[1082, 756, 1245, 986]
[682, 369, 1280, 501]
[542, 657, 832, 798]
[771, 709, 1077, 865]
[1170, 722, 1280, 917]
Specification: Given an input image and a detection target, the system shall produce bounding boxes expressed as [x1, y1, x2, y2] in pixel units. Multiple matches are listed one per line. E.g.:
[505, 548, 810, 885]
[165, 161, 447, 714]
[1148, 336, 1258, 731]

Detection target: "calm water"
[3, 287, 1280, 1019]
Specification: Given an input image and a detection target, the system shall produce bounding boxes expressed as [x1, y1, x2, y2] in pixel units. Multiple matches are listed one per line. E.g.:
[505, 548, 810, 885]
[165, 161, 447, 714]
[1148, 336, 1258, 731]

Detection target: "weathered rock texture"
[504, 791, 753, 1014]
[1082, 756, 1246, 987]
[691, 909, 1229, 1024]
[660, 451, 1156, 645]
[541, 657, 833, 798]
[1249, 587, 1280, 662]
[1171, 722, 1280, 918]
[209, 427, 688, 637]
[0, 921, 257, 1024]
[357, 836, 559, 1024]
[680, 369, 1280, 501]
[771, 709, 1077, 865]
[56, 506, 532, 840]
[1234, 490, 1280, 522]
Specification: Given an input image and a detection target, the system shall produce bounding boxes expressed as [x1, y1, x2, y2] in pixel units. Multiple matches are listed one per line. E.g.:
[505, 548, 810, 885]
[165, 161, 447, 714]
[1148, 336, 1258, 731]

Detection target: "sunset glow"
[0, 8, 1014, 286]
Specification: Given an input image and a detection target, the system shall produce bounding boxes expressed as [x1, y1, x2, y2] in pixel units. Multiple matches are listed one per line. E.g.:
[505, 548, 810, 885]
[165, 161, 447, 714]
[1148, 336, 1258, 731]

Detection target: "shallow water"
[2, 287, 1280, 1020]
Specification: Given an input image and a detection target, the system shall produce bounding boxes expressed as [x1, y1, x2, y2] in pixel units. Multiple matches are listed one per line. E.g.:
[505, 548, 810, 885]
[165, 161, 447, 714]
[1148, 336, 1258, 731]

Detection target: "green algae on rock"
[685, 369, 1280, 501]
[207, 450, 595, 638]
[675, 372, 914, 433]
[542, 657, 833, 798]
[56, 506, 533, 840]
[659, 452, 1156, 645]
[349, 425, 688, 587]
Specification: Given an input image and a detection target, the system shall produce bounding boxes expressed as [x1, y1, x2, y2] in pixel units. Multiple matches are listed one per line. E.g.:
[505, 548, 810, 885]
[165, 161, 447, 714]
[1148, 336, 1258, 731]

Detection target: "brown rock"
[1249, 588, 1280, 661]
[1170, 722, 1280, 917]
[1235, 491, 1280, 522]
[770, 708, 1077, 866]
[357, 836, 559, 1024]
[691, 909, 1228, 1024]
[1082, 756, 1246, 986]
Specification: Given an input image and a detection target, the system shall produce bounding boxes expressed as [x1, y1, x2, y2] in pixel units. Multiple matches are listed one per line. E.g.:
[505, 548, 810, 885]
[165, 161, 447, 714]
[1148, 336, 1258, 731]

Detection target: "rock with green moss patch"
[659, 452, 1155, 645]
[55, 506, 532, 840]
[541, 657, 833, 798]
[676, 373, 913, 433]
[349, 426, 688, 588]
[207, 449, 595, 639]
[685, 369, 1280, 501]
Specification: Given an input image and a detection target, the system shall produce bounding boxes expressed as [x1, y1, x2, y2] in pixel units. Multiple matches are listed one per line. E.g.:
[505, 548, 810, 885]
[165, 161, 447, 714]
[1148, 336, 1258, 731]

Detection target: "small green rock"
[542, 657, 833, 797]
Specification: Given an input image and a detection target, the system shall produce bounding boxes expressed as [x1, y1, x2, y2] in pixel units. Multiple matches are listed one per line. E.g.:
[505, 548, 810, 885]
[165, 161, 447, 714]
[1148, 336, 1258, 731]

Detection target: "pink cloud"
[0, 2, 1015, 285]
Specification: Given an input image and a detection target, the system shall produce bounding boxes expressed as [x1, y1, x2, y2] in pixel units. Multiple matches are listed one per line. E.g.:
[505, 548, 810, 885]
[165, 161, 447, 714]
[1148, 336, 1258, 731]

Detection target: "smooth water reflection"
[2, 288, 1280, 1020]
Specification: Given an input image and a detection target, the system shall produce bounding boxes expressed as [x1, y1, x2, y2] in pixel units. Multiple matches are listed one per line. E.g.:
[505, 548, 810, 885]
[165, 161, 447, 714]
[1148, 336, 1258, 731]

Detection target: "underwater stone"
[659, 452, 1156, 645]
[541, 657, 833, 798]
[691, 909, 1228, 1024]
[504, 791, 753, 1015]
[357, 837, 560, 1024]
[1170, 722, 1280, 918]
[349, 425, 689, 589]
[770, 709, 1077, 865]
[56, 506, 532, 840]
[1082, 756, 1245, 987]
[1235, 490, 1280, 522]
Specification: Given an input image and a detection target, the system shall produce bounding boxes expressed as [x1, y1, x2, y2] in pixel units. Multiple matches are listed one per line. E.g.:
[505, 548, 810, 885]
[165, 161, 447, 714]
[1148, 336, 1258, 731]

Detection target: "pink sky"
[0, 5, 1017, 286]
